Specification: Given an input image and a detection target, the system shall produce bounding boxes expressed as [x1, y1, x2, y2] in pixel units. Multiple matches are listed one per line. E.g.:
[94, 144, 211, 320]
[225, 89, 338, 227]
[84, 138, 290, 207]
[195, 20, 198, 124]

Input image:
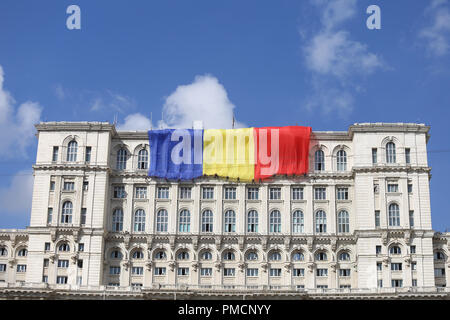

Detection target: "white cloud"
[420, 0, 450, 56]
[0, 170, 33, 216]
[54, 84, 66, 100]
[0, 65, 42, 158]
[117, 113, 153, 131]
[305, 86, 354, 119]
[159, 74, 243, 129]
[317, 0, 357, 30]
[89, 91, 135, 114]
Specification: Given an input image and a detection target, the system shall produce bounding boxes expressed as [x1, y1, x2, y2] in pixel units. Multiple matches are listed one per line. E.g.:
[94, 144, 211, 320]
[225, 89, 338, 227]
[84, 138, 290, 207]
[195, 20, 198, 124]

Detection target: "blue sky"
[0, 0, 449, 230]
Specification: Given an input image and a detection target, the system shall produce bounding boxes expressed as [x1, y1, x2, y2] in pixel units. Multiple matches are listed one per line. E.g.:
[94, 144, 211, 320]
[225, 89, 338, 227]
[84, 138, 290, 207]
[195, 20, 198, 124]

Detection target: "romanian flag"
[148, 126, 311, 181]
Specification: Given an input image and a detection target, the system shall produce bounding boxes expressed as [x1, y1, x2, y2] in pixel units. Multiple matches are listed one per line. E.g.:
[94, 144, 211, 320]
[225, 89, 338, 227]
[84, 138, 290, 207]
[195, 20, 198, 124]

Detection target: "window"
[0, 264, 6, 272]
[17, 249, 28, 257]
[110, 250, 123, 259]
[132, 250, 144, 259]
[389, 246, 402, 255]
[133, 209, 146, 232]
[405, 148, 411, 164]
[339, 252, 350, 261]
[137, 149, 148, 170]
[386, 142, 396, 163]
[247, 210, 258, 233]
[50, 181, 55, 191]
[157, 186, 169, 199]
[224, 187, 236, 200]
[52, 146, 59, 162]
[47, 208, 53, 224]
[412, 279, 417, 287]
[376, 245, 382, 255]
[154, 267, 166, 275]
[435, 268, 446, 277]
[16, 264, 27, 272]
[409, 211, 414, 227]
[269, 268, 281, 277]
[314, 187, 326, 200]
[116, 149, 127, 170]
[177, 267, 189, 276]
[56, 276, 68, 284]
[315, 210, 327, 233]
[411, 262, 417, 271]
[80, 208, 86, 225]
[112, 208, 124, 232]
[337, 187, 349, 200]
[388, 203, 400, 227]
[246, 268, 258, 277]
[292, 210, 304, 233]
[44, 242, 50, 251]
[434, 252, 445, 260]
[372, 148, 377, 164]
[201, 251, 212, 260]
[292, 252, 304, 261]
[408, 184, 413, 193]
[178, 210, 190, 232]
[85, 146, 91, 163]
[374, 183, 379, 194]
[78, 243, 84, 252]
[202, 187, 214, 199]
[293, 268, 305, 277]
[224, 210, 236, 233]
[132, 267, 144, 275]
[224, 268, 235, 277]
[58, 243, 70, 252]
[247, 187, 259, 200]
[410, 245, 416, 254]
[378, 280, 383, 288]
[109, 266, 121, 275]
[315, 150, 325, 171]
[179, 187, 192, 199]
[246, 252, 258, 261]
[316, 268, 328, 277]
[63, 181, 74, 191]
[82, 181, 89, 191]
[0, 247, 7, 256]
[316, 285, 328, 289]
[200, 268, 212, 276]
[375, 210, 380, 227]
[57, 260, 69, 268]
[269, 252, 281, 261]
[223, 251, 235, 261]
[336, 150, 347, 171]
[269, 187, 281, 200]
[337, 210, 350, 233]
[135, 187, 147, 199]
[156, 209, 168, 232]
[155, 251, 166, 260]
[339, 269, 351, 277]
[377, 263, 382, 271]
[201, 210, 213, 233]
[391, 279, 403, 288]
[61, 201, 73, 224]
[292, 187, 304, 200]
[67, 140, 78, 162]
[113, 186, 126, 198]
[315, 252, 327, 261]
[387, 184, 399, 193]
[269, 210, 281, 233]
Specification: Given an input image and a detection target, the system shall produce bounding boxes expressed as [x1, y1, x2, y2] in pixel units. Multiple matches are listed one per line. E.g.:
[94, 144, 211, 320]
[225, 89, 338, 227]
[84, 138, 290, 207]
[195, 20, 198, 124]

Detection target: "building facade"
[0, 122, 449, 299]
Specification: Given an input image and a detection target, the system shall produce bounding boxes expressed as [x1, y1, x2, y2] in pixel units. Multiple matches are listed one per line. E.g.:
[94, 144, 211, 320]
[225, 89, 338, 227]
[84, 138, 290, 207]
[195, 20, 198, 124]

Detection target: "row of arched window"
[110, 208, 351, 234]
[116, 148, 148, 170]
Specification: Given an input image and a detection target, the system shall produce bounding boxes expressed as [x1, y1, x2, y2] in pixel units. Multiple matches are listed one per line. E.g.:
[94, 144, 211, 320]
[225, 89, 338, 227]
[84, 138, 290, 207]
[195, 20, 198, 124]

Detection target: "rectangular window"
[80, 208, 87, 225]
[314, 187, 326, 200]
[200, 268, 212, 276]
[157, 186, 170, 199]
[408, 184, 413, 193]
[375, 210, 380, 227]
[372, 148, 377, 164]
[247, 187, 259, 200]
[223, 268, 235, 277]
[316, 268, 328, 277]
[63, 181, 75, 191]
[16, 265, 27, 272]
[109, 266, 121, 275]
[412, 279, 417, 287]
[376, 245, 382, 254]
[410, 245, 416, 254]
[1, 264, 8, 272]
[177, 267, 189, 276]
[56, 276, 68, 284]
[113, 186, 126, 198]
[269, 187, 281, 200]
[132, 267, 144, 275]
[411, 262, 417, 271]
[246, 268, 259, 277]
[377, 263, 382, 271]
[391, 279, 403, 288]
[373, 183, 379, 194]
[317, 285, 328, 289]
[405, 148, 411, 164]
[293, 268, 305, 277]
[85, 146, 91, 163]
[409, 211, 414, 227]
[42, 275, 48, 283]
[76, 276, 82, 286]
[43, 259, 49, 268]
[154, 267, 166, 275]
[337, 187, 349, 200]
[44, 242, 50, 251]
[269, 268, 281, 277]
[179, 187, 192, 199]
[77, 260, 83, 269]
[47, 208, 53, 224]
[378, 280, 383, 288]
[292, 187, 304, 200]
[82, 181, 89, 191]
[135, 187, 147, 199]
[340, 285, 351, 289]
[387, 184, 399, 193]
[52, 146, 59, 162]
[202, 187, 214, 199]
[391, 263, 403, 271]
[224, 187, 236, 200]
[339, 269, 351, 277]
[435, 268, 446, 277]
[57, 260, 69, 268]
[50, 181, 55, 191]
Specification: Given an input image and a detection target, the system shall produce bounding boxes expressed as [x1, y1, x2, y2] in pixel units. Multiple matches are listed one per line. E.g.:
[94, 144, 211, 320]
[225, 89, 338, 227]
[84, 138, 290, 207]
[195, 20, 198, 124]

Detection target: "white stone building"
[0, 121, 449, 299]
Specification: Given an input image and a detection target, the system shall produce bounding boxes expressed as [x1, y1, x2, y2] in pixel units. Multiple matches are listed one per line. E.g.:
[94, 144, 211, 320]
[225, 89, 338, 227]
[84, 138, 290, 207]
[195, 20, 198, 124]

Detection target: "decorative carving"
[381, 231, 388, 246]
[122, 259, 130, 271]
[404, 257, 411, 267]
[192, 236, 198, 251]
[238, 263, 246, 272]
[307, 262, 315, 273]
[70, 254, 78, 264]
[330, 238, 337, 252]
[307, 237, 314, 251]
[49, 254, 57, 264]
[72, 229, 79, 243]
[123, 232, 131, 249]
[284, 237, 291, 251]
[8, 258, 16, 268]
[145, 261, 153, 271]
[51, 229, 57, 242]
[238, 237, 245, 251]
[191, 262, 199, 272]
[169, 236, 176, 250]
[168, 261, 176, 271]
[329, 263, 337, 272]
[215, 262, 222, 271]
[404, 230, 411, 245]
[284, 262, 292, 272]
[261, 238, 268, 251]
[382, 256, 390, 267]
[261, 262, 269, 272]
[214, 236, 221, 251]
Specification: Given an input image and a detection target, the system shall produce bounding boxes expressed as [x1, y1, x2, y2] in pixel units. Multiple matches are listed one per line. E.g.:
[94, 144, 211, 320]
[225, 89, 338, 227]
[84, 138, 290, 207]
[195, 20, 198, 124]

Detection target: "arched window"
[179, 210, 191, 233]
[201, 251, 212, 260]
[154, 251, 166, 260]
[315, 252, 327, 261]
[17, 249, 28, 257]
[315, 149, 325, 171]
[110, 250, 123, 259]
[315, 210, 327, 233]
[292, 252, 304, 261]
[201, 210, 213, 233]
[389, 246, 401, 255]
[269, 252, 282, 261]
[338, 210, 350, 233]
[292, 210, 304, 234]
[224, 210, 236, 233]
[112, 208, 123, 232]
[434, 251, 446, 260]
[137, 149, 148, 170]
[339, 252, 350, 261]
[247, 210, 258, 233]
[388, 203, 400, 227]
[58, 243, 70, 252]
[336, 150, 347, 171]
[156, 209, 168, 232]
[116, 148, 127, 170]
[61, 201, 73, 224]
[0, 247, 7, 256]
[386, 142, 396, 163]
[223, 251, 235, 261]
[132, 250, 144, 259]
[67, 140, 78, 162]
[177, 251, 189, 260]
[269, 210, 281, 233]
[133, 209, 146, 232]
[246, 252, 258, 261]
